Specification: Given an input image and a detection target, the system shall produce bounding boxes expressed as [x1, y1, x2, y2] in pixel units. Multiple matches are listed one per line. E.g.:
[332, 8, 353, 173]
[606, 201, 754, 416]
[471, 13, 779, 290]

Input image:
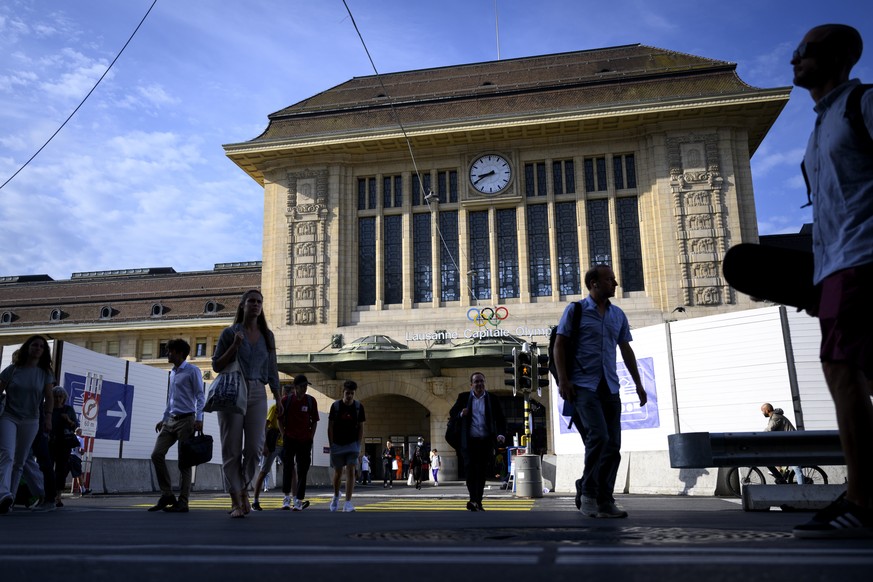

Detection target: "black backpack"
[548, 300, 582, 386]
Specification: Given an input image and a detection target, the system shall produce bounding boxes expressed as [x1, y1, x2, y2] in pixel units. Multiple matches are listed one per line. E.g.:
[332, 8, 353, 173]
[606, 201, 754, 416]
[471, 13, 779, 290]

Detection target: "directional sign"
[65, 373, 135, 441]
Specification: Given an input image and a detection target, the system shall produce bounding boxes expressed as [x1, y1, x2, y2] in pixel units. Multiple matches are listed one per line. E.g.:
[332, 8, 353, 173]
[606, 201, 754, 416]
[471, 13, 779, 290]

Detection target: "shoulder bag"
[204, 358, 247, 414]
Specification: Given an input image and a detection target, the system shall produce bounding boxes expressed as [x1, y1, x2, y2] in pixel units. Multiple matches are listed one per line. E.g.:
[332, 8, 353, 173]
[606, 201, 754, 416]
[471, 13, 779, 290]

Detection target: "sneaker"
[32, 499, 56, 512]
[596, 501, 628, 518]
[574, 478, 583, 510]
[0, 495, 13, 515]
[329, 496, 339, 512]
[434, 482, 439, 487]
[281, 496, 291, 511]
[580, 495, 598, 517]
[343, 501, 355, 512]
[251, 501, 263, 511]
[164, 503, 189, 513]
[293, 499, 310, 511]
[794, 494, 873, 539]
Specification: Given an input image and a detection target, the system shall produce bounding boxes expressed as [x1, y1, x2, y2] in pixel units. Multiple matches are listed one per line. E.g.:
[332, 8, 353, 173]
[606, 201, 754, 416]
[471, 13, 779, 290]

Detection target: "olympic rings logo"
[467, 306, 509, 327]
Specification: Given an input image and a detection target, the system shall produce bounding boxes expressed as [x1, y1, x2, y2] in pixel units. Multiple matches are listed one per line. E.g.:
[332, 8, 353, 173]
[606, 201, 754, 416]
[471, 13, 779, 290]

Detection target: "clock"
[469, 154, 512, 194]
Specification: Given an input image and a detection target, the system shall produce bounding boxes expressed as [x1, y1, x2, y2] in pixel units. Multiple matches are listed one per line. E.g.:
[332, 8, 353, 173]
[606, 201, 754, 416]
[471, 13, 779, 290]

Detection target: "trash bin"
[514, 454, 543, 498]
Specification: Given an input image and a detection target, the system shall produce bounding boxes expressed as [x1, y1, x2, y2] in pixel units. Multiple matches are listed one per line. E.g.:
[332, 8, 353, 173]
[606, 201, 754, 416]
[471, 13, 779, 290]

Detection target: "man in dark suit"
[449, 372, 506, 511]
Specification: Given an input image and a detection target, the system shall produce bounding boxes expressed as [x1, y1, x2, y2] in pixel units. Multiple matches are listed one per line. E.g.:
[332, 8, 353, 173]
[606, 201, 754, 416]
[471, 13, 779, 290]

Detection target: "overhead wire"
[0, 0, 158, 193]
[340, 0, 479, 304]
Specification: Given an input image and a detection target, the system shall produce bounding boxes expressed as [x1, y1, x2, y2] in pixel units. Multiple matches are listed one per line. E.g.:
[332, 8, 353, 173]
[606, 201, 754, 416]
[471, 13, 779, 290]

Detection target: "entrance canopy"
[277, 335, 525, 378]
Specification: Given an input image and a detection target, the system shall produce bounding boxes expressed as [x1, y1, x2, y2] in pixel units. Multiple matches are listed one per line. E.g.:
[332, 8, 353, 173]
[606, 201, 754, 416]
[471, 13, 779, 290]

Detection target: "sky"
[1, 0, 870, 280]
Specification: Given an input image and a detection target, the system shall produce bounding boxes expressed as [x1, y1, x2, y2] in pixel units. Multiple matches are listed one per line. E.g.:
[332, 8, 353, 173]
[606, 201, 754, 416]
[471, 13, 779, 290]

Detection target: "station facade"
[222, 44, 790, 477]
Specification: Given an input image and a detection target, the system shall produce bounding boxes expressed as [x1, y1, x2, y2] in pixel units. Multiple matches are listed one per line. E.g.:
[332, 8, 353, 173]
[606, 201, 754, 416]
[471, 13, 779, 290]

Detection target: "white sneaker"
[329, 496, 339, 512]
[281, 496, 291, 510]
[433, 482, 438, 486]
[343, 501, 355, 512]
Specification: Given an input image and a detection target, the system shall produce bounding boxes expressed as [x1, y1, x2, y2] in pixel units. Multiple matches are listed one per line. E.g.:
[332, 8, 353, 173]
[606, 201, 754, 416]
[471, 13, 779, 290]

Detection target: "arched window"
[99, 306, 113, 320]
[204, 301, 218, 314]
[0, 311, 13, 325]
[50, 308, 63, 322]
[151, 303, 164, 317]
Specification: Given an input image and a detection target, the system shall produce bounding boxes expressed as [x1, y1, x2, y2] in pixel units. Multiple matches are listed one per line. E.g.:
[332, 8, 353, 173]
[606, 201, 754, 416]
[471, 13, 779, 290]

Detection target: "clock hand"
[474, 170, 496, 183]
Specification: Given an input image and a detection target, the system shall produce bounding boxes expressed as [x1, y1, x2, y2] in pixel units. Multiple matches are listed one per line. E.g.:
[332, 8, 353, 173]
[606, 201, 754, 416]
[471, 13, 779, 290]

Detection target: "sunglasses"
[793, 41, 829, 61]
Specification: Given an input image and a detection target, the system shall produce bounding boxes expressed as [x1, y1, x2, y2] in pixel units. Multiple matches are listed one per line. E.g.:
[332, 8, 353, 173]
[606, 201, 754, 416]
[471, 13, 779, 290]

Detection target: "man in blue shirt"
[791, 24, 873, 539]
[553, 264, 646, 518]
[149, 339, 205, 513]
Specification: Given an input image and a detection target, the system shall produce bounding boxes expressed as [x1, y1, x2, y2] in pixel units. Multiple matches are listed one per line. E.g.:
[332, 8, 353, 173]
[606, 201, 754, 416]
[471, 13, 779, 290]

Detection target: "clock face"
[469, 154, 512, 194]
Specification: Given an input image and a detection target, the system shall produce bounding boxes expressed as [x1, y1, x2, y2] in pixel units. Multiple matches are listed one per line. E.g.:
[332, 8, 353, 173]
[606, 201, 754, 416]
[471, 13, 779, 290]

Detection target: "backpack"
[801, 83, 872, 207]
[548, 300, 582, 386]
[330, 399, 362, 424]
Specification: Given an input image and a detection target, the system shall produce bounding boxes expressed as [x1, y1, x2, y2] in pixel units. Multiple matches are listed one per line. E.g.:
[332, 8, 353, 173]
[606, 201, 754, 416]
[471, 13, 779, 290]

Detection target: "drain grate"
[351, 526, 792, 545]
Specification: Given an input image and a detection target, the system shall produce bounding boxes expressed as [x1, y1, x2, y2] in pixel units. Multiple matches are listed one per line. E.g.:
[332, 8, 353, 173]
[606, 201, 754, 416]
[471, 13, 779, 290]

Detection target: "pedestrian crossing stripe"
[132, 498, 534, 512]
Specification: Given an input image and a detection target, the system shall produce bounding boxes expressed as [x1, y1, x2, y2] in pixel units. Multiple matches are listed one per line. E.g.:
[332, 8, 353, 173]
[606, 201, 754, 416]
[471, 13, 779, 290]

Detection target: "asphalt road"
[2, 482, 871, 582]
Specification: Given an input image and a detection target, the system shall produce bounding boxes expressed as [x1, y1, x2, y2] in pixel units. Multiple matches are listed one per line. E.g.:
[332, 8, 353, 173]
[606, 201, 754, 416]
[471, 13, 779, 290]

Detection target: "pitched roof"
[0, 264, 261, 328]
[239, 44, 785, 143]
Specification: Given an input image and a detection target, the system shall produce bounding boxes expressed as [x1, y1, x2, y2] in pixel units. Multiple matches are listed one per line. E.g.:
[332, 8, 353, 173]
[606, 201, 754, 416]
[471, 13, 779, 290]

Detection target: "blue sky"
[1, 0, 870, 279]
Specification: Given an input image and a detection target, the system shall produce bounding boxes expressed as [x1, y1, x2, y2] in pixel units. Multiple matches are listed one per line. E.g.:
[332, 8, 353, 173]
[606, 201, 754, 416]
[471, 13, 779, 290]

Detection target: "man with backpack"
[328, 380, 365, 512]
[279, 374, 319, 511]
[553, 265, 646, 519]
[790, 24, 873, 539]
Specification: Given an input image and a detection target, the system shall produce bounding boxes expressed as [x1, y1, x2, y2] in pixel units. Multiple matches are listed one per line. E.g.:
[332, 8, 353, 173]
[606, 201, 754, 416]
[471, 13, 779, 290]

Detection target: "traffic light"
[503, 347, 517, 396]
[518, 348, 532, 391]
[535, 345, 550, 396]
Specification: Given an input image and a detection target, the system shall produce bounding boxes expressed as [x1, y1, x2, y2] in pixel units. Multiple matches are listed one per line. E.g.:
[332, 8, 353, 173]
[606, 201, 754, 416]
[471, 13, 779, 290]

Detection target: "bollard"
[514, 454, 543, 498]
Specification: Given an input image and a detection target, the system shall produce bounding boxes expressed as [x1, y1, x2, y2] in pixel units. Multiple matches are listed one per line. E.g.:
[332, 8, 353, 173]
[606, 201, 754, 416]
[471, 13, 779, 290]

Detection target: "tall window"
[555, 201, 580, 295]
[587, 199, 611, 266]
[437, 170, 458, 203]
[584, 157, 608, 192]
[384, 215, 403, 304]
[412, 172, 432, 206]
[195, 338, 207, 358]
[358, 177, 376, 210]
[552, 160, 576, 195]
[527, 204, 551, 296]
[439, 211, 459, 301]
[613, 154, 637, 190]
[383, 175, 403, 208]
[496, 208, 519, 298]
[617, 196, 645, 291]
[358, 217, 376, 305]
[469, 210, 491, 300]
[524, 162, 547, 197]
[413, 213, 432, 302]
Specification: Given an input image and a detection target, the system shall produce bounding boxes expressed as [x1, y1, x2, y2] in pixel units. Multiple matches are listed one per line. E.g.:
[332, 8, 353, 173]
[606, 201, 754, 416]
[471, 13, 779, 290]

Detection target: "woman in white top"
[0, 336, 55, 514]
[430, 449, 441, 486]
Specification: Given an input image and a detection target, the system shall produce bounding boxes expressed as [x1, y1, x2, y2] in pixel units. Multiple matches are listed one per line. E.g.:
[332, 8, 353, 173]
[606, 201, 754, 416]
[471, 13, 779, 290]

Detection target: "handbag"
[179, 430, 213, 468]
[62, 429, 80, 449]
[445, 414, 462, 451]
[204, 358, 247, 414]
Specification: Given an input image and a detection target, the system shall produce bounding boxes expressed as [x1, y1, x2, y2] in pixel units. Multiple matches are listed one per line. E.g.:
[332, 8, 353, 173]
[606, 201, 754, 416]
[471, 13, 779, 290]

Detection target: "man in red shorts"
[791, 24, 873, 538]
